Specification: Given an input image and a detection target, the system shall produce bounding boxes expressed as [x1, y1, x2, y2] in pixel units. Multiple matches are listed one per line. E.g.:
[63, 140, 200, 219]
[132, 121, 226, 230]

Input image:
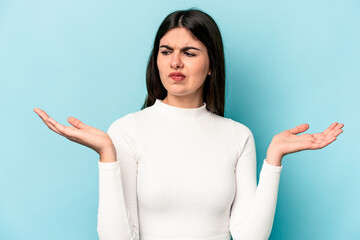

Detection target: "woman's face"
[157, 27, 211, 100]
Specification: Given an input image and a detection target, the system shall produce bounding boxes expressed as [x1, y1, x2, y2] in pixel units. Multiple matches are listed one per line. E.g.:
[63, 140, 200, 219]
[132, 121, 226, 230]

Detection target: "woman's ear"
[208, 69, 211, 76]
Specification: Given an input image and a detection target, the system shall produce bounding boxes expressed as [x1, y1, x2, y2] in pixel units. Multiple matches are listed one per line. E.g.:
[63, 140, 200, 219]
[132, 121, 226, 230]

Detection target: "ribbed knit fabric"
[97, 99, 283, 240]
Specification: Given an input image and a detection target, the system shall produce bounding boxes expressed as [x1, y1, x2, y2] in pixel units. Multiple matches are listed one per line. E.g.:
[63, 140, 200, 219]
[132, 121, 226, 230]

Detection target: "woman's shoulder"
[221, 116, 253, 137]
[108, 104, 152, 125]
[106, 109, 142, 135]
[107, 104, 156, 133]
[206, 113, 253, 140]
[106, 113, 136, 137]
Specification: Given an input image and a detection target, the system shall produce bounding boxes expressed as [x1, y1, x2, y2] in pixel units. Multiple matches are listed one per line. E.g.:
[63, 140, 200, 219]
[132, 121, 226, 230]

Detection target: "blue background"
[1, 0, 359, 239]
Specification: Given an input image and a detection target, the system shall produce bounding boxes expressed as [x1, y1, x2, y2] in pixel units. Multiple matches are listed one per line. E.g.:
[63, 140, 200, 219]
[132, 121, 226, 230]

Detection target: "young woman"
[34, 8, 344, 240]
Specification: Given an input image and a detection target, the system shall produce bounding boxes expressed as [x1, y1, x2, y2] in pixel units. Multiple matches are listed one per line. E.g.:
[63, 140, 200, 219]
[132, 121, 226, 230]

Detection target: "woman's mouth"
[169, 72, 186, 81]
[170, 76, 185, 81]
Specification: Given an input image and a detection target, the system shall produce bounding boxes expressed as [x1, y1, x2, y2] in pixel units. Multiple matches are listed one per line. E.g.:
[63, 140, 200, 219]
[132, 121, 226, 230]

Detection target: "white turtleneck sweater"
[97, 99, 283, 240]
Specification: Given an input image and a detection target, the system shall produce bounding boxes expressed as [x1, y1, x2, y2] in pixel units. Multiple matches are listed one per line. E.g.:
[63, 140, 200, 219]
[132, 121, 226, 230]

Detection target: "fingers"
[45, 117, 65, 136]
[47, 117, 80, 138]
[332, 128, 343, 138]
[323, 122, 344, 135]
[67, 116, 88, 129]
[34, 108, 64, 136]
[288, 123, 309, 135]
[34, 108, 81, 138]
[334, 123, 344, 130]
[34, 108, 50, 119]
[327, 124, 344, 138]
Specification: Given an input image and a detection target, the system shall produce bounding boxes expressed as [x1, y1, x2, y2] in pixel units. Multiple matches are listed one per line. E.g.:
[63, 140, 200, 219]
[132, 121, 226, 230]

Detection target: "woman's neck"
[162, 95, 204, 109]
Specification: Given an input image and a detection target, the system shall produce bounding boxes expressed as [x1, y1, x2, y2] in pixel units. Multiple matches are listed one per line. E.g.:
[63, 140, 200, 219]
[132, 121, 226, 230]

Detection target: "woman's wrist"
[99, 144, 117, 163]
[266, 145, 283, 166]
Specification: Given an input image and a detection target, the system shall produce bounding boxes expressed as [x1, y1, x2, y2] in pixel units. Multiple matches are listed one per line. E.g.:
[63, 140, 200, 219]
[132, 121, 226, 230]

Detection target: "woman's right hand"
[33, 108, 116, 162]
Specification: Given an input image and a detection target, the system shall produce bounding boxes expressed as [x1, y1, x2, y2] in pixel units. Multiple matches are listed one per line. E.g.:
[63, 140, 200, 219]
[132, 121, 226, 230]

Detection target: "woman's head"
[157, 27, 211, 106]
[141, 8, 225, 116]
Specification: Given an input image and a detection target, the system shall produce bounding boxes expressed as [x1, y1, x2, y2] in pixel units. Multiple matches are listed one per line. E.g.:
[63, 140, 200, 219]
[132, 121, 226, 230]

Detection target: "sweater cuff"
[98, 160, 120, 170]
[263, 158, 283, 174]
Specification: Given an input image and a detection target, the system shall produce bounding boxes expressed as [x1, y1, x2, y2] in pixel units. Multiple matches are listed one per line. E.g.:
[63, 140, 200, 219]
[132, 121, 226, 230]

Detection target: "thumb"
[67, 117, 88, 129]
[288, 123, 309, 135]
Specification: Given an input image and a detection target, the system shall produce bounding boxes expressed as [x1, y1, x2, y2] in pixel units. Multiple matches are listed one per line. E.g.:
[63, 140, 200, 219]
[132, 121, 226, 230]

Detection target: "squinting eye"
[185, 52, 196, 57]
[161, 51, 171, 55]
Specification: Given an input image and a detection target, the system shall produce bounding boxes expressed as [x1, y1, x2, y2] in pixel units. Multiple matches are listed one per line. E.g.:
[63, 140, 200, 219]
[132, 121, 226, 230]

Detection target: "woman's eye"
[185, 52, 196, 57]
[160, 51, 195, 57]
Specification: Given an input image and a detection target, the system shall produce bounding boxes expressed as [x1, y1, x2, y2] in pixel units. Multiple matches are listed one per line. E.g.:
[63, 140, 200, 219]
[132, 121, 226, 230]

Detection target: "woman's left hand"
[267, 122, 344, 163]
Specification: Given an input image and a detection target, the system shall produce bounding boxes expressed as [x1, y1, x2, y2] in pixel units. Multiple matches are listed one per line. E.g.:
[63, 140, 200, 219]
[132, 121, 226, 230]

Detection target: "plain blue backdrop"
[0, 0, 359, 239]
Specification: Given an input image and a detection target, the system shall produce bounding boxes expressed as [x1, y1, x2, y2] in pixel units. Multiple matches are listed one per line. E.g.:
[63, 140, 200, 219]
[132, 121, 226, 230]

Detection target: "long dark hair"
[141, 8, 225, 117]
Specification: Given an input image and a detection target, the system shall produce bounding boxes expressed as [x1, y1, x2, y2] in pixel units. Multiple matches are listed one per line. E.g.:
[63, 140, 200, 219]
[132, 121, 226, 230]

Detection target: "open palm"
[270, 122, 344, 157]
[33, 108, 114, 156]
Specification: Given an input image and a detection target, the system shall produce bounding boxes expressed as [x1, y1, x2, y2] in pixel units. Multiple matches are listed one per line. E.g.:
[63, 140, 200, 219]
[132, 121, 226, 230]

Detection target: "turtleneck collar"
[153, 98, 211, 121]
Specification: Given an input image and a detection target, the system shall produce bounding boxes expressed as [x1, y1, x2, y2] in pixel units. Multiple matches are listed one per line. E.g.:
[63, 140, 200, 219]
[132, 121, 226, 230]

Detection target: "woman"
[34, 8, 344, 240]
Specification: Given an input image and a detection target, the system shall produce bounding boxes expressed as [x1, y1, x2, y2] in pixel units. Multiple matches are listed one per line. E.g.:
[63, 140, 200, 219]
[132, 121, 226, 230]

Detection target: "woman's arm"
[229, 122, 344, 240]
[229, 126, 282, 240]
[97, 159, 138, 240]
[33, 108, 139, 239]
[97, 114, 139, 240]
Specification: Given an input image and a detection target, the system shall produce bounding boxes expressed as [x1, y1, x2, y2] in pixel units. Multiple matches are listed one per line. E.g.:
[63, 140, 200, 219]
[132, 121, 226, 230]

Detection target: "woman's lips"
[169, 72, 186, 81]
[170, 76, 185, 81]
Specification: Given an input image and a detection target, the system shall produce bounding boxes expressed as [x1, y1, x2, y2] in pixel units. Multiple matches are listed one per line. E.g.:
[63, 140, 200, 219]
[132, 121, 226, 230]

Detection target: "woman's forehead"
[159, 28, 203, 48]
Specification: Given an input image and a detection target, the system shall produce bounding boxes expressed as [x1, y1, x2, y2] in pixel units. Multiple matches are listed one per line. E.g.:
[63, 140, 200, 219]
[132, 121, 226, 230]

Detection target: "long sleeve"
[97, 114, 139, 240]
[229, 123, 282, 240]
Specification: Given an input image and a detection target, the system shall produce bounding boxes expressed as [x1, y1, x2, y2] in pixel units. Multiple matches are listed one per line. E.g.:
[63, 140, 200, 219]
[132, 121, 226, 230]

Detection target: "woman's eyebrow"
[160, 45, 201, 51]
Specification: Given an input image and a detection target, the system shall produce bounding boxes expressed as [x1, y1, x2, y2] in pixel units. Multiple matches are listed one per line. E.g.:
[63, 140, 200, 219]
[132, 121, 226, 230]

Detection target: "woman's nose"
[170, 51, 183, 69]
